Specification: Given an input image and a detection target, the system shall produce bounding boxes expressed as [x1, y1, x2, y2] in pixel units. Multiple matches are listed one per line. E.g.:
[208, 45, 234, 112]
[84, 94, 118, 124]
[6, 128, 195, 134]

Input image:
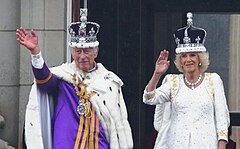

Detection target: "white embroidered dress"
[143, 73, 229, 149]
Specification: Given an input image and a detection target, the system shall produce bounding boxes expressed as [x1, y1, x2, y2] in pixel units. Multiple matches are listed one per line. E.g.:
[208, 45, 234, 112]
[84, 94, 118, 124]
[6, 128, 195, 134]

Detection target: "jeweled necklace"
[72, 74, 95, 117]
[184, 74, 202, 89]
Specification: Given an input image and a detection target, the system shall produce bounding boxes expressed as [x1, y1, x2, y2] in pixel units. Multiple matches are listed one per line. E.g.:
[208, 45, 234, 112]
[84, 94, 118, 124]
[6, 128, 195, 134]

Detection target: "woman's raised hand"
[16, 27, 40, 55]
[154, 49, 170, 76]
[146, 49, 170, 92]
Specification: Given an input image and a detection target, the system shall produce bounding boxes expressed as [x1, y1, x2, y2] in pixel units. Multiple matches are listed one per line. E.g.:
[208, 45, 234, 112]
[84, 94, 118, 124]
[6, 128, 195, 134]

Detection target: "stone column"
[0, 0, 20, 148]
[229, 14, 240, 147]
[18, 0, 67, 147]
[0, 115, 15, 149]
[0, 115, 4, 128]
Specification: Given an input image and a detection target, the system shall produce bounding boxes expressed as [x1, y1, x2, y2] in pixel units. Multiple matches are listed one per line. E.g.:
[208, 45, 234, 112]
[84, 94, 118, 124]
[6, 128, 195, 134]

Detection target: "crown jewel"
[68, 8, 100, 48]
[174, 12, 207, 54]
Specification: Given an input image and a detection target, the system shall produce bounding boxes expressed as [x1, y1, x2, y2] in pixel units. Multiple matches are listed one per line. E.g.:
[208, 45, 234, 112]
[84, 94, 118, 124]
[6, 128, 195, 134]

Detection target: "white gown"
[143, 73, 229, 149]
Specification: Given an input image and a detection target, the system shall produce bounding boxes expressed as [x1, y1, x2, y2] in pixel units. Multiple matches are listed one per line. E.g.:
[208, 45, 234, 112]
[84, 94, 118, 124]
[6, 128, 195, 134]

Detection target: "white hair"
[174, 52, 209, 73]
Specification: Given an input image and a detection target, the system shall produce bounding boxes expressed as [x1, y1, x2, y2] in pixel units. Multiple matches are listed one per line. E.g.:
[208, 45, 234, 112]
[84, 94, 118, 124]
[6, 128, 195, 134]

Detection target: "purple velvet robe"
[32, 63, 109, 149]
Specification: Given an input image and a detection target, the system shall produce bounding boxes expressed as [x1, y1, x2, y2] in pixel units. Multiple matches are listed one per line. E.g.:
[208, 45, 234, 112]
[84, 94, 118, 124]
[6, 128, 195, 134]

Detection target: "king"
[16, 2, 133, 149]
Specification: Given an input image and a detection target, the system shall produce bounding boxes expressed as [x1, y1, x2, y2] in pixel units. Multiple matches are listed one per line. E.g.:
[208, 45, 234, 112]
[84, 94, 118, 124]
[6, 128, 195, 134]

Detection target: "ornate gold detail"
[170, 75, 178, 101]
[72, 74, 95, 117]
[206, 73, 214, 96]
[217, 130, 228, 139]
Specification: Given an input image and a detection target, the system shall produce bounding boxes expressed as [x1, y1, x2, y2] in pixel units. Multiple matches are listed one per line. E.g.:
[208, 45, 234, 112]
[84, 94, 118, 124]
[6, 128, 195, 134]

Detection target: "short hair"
[174, 52, 209, 73]
[71, 47, 99, 54]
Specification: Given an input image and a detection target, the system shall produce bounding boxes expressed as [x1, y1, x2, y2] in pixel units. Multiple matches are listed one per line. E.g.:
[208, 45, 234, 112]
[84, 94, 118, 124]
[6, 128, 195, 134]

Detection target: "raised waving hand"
[146, 49, 170, 92]
[154, 49, 170, 76]
[16, 27, 40, 55]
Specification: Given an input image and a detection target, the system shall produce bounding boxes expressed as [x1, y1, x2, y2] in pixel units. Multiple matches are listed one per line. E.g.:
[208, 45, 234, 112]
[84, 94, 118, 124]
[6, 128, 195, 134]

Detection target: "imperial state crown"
[68, 8, 100, 48]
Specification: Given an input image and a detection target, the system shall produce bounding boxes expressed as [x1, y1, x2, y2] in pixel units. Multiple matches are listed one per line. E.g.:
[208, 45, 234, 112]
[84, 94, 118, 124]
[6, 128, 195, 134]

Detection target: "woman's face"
[71, 47, 98, 72]
[180, 52, 200, 73]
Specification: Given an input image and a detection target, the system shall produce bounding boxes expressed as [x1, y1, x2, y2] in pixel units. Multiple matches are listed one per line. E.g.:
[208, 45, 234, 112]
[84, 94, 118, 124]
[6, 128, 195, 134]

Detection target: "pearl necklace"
[184, 74, 202, 89]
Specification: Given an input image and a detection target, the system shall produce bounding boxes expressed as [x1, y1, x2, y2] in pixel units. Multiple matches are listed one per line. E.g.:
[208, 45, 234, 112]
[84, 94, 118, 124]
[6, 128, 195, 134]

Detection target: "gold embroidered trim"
[95, 116, 99, 149]
[74, 114, 84, 149]
[73, 73, 96, 149]
[170, 75, 178, 101]
[35, 73, 52, 84]
[89, 108, 96, 149]
[72, 74, 95, 117]
[145, 91, 155, 99]
[217, 130, 228, 138]
[80, 115, 90, 149]
[206, 73, 214, 96]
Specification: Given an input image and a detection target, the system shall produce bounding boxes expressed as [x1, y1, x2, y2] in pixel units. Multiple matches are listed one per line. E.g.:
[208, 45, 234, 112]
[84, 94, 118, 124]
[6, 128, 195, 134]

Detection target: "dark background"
[73, 0, 240, 148]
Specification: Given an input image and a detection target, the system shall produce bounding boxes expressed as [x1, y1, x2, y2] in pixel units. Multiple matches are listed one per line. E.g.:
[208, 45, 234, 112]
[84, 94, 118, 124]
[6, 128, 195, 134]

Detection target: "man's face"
[71, 47, 98, 72]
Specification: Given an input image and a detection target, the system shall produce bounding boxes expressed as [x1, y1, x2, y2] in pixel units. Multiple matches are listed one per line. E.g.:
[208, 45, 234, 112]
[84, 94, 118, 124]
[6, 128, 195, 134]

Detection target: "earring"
[199, 63, 202, 66]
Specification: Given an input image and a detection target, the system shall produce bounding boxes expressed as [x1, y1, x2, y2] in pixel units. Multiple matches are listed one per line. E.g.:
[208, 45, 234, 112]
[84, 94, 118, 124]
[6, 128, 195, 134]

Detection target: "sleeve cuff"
[31, 51, 44, 69]
[217, 130, 228, 142]
[144, 87, 156, 100]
